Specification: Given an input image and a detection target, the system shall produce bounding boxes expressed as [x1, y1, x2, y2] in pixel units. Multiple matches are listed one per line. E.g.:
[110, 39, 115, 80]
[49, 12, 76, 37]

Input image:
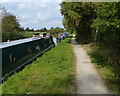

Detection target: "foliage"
[91, 2, 120, 86]
[60, 2, 120, 93]
[1, 6, 23, 42]
[1, 38, 76, 94]
[26, 28, 35, 32]
[25, 28, 30, 31]
[48, 27, 65, 35]
[0, 5, 10, 18]
[81, 44, 120, 95]
[39, 27, 48, 32]
[60, 2, 96, 43]
[22, 32, 34, 38]
[2, 15, 23, 41]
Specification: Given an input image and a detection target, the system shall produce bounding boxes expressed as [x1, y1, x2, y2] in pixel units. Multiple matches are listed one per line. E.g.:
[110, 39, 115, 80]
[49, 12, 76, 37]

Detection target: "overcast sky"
[1, 0, 64, 30]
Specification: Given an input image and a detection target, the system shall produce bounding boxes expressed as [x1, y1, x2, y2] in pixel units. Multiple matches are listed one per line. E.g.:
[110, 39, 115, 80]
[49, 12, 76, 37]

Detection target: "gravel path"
[71, 37, 111, 94]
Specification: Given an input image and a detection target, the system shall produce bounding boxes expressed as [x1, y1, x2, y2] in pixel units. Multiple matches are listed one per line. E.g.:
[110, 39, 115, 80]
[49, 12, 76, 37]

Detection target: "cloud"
[20, 20, 31, 26]
[1, 1, 63, 29]
[36, 12, 50, 20]
[17, 3, 26, 10]
[37, 19, 63, 29]
[0, 0, 9, 2]
[1, 0, 120, 2]
[18, 14, 29, 20]
[20, 12, 50, 26]
[20, 17, 63, 29]
[0, 0, 62, 2]
[17, 2, 47, 10]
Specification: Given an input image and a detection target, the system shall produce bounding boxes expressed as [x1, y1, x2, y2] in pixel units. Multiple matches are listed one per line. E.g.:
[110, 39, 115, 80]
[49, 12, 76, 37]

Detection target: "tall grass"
[1, 38, 76, 94]
[81, 44, 120, 96]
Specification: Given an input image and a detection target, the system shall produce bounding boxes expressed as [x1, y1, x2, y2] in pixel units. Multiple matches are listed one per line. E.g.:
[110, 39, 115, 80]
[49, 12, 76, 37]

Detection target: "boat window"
[35, 44, 40, 51]
[28, 47, 32, 53]
[10, 54, 16, 62]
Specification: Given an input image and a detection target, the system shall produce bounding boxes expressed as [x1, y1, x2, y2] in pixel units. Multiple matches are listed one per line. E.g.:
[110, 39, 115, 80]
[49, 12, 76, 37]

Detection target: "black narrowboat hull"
[2, 36, 55, 77]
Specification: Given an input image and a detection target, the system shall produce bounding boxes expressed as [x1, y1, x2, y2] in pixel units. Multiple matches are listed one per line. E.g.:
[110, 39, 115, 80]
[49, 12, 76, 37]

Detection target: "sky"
[1, 0, 118, 30]
[0, 0, 64, 30]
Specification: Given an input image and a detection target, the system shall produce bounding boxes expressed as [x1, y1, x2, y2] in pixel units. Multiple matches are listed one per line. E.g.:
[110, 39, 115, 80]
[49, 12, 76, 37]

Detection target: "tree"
[29, 28, 34, 32]
[60, 2, 96, 43]
[62, 17, 74, 33]
[19, 27, 24, 32]
[91, 2, 120, 83]
[1, 6, 23, 41]
[25, 27, 30, 31]
[39, 27, 47, 32]
[60, 2, 120, 88]
[2, 15, 22, 41]
[0, 5, 11, 18]
[48, 27, 65, 35]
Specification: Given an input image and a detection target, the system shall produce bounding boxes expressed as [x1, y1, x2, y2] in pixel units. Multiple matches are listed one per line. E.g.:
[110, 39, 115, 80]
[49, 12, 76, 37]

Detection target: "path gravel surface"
[71, 37, 111, 94]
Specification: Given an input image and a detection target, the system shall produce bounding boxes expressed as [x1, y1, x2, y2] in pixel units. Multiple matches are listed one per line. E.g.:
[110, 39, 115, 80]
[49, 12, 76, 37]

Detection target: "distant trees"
[29, 28, 34, 32]
[25, 28, 35, 32]
[39, 27, 47, 32]
[25, 27, 30, 31]
[48, 27, 65, 35]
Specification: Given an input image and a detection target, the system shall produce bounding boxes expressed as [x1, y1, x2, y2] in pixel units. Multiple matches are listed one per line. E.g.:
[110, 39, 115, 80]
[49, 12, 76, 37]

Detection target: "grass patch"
[81, 44, 120, 96]
[1, 38, 76, 94]
[22, 32, 33, 38]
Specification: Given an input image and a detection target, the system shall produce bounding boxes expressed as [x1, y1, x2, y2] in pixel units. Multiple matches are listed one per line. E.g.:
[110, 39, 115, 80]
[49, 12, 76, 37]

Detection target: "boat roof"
[0, 37, 46, 49]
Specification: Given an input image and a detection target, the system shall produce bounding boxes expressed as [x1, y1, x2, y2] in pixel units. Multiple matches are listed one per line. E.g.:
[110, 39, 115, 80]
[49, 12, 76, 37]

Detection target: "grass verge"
[22, 32, 33, 38]
[1, 37, 76, 94]
[81, 44, 120, 96]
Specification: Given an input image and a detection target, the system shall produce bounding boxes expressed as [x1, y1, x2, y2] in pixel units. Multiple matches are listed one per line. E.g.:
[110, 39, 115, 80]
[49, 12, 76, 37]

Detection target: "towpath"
[71, 36, 111, 94]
